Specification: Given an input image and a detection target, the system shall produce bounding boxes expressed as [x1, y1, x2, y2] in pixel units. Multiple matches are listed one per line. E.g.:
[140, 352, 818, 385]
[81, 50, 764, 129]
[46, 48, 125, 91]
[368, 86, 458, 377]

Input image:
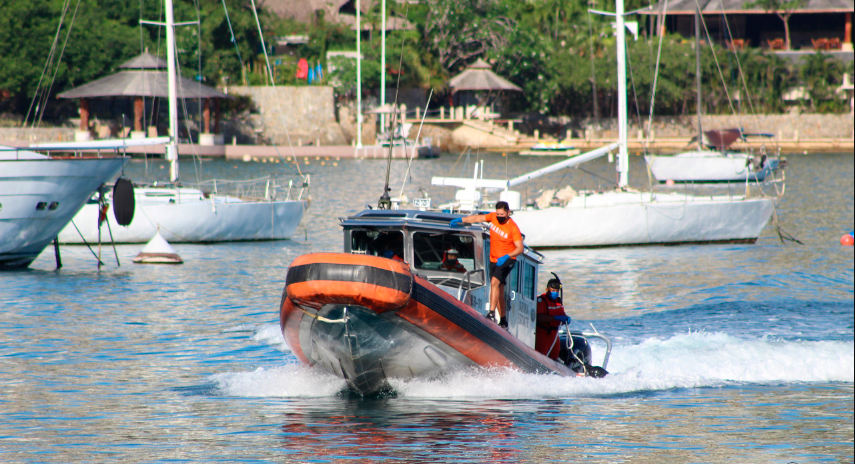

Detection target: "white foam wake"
[213, 326, 854, 398]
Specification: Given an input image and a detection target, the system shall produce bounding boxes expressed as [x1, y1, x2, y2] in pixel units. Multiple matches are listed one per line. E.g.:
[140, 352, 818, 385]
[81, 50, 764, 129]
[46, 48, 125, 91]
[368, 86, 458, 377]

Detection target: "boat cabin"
[340, 209, 542, 347]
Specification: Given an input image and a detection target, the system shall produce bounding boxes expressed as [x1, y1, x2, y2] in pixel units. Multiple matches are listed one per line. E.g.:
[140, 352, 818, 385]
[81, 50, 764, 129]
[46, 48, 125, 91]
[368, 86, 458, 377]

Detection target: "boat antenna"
[378, 0, 411, 210]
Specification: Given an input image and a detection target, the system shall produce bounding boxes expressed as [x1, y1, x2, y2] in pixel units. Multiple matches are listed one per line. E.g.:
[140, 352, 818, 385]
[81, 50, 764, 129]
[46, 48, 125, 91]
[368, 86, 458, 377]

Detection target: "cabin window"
[523, 262, 535, 300]
[349, 230, 404, 261]
[412, 232, 476, 273]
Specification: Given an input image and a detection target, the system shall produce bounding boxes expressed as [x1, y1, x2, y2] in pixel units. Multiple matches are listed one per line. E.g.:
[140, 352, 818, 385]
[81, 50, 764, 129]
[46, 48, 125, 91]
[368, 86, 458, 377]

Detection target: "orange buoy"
[665, 179, 675, 186]
[841, 233, 854, 246]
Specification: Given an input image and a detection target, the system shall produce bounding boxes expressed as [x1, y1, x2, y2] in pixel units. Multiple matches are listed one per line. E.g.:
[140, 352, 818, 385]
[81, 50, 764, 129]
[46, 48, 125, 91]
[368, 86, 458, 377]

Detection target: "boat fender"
[112, 178, 135, 226]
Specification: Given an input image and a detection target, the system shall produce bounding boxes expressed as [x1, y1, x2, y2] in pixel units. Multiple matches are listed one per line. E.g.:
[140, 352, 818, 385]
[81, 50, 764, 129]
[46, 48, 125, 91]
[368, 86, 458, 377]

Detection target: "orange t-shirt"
[485, 212, 522, 263]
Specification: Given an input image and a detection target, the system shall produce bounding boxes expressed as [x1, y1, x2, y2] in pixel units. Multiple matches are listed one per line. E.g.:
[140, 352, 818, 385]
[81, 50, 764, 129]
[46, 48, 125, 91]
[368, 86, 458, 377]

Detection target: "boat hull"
[0, 157, 127, 268]
[514, 192, 775, 248]
[645, 153, 778, 182]
[58, 188, 307, 243]
[280, 253, 572, 395]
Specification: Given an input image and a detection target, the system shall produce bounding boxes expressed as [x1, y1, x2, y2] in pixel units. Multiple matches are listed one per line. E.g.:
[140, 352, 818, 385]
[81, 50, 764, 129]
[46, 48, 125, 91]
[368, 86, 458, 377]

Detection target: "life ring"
[285, 253, 413, 312]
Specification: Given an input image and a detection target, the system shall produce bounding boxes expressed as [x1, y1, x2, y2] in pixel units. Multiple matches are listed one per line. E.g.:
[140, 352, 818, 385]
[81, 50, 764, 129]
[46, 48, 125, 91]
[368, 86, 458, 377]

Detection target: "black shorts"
[489, 259, 516, 285]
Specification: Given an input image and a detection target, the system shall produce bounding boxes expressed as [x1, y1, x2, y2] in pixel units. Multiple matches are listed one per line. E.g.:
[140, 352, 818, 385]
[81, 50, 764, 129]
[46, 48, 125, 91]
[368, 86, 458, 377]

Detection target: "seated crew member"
[450, 201, 523, 329]
[440, 247, 466, 272]
[535, 278, 570, 360]
[381, 243, 405, 262]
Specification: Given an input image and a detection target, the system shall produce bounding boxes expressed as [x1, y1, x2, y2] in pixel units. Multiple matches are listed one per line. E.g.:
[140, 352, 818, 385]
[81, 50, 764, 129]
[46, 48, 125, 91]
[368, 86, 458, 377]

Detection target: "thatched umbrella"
[448, 58, 522, 93]
[58, 51, 230, 136]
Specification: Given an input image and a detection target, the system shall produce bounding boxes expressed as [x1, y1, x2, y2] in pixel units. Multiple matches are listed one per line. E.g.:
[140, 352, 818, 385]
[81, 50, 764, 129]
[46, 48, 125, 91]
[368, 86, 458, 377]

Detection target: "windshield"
[413, 232, 477, 273]
[350, 230, 405, 261]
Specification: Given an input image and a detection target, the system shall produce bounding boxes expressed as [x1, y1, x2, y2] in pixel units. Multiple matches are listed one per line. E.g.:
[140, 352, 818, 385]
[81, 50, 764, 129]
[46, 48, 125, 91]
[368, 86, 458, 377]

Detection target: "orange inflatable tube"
[285, 253, 413, 312]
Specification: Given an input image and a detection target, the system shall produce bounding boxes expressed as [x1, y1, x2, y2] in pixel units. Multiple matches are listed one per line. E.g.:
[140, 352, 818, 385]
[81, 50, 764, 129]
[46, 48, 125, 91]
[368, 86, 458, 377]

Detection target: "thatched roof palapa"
[58, 52, 230, 100]
[448, 59, 522, 93]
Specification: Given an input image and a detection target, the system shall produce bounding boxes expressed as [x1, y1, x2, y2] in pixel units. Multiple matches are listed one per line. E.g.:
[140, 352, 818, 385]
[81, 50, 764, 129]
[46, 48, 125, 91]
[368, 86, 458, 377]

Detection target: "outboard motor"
[558, 332, 608, 378]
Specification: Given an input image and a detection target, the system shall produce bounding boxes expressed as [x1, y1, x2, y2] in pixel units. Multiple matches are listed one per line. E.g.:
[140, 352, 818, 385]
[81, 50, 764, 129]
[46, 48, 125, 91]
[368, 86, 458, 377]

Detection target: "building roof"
[119, 51, 167, 70]
[263, 0, 346, 23]
[336, 13, 415, 31]
[57, 70, 230, 99]
[639, 0, 854, 14]
[448, 59, 522, 92]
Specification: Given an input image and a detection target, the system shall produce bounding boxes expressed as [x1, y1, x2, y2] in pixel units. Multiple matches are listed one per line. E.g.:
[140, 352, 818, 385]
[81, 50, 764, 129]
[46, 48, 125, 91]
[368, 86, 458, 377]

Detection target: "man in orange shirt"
[450, 201, 524, 328]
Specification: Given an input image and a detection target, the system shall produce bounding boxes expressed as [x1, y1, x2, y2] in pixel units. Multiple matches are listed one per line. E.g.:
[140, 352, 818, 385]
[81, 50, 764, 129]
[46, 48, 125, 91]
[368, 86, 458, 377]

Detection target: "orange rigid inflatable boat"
[279, 210, 610, 396]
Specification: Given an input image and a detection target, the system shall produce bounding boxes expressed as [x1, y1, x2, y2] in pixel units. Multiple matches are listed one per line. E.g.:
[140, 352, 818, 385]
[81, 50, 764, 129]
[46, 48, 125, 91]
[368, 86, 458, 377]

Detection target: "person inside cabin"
[535, 278, 571, 360]
[450, 201, 524, 329]
[382, 242, 405, 262]
[440, 247, 466, 272]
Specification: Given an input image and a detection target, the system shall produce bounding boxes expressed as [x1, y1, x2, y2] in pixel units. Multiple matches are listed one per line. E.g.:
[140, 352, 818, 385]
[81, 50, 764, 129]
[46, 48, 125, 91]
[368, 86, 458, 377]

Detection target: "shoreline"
[1, 138, 851, 159]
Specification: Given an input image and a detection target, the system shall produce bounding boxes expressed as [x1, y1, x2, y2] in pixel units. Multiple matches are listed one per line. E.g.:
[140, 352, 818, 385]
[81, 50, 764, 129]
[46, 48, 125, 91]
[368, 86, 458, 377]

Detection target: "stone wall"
[226, 86, 347, 146]
[557, 114, 854, 139]
[0, 127, 75, 143]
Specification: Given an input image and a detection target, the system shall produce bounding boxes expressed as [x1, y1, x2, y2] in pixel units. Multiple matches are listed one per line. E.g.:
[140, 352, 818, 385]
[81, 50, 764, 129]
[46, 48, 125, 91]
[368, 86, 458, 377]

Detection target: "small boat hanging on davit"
[278, 209, 611, 396]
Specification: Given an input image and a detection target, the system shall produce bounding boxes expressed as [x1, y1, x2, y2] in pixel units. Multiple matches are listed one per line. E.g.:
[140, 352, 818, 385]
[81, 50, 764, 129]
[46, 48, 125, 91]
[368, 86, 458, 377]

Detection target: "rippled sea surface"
[1, 151, 852, 463]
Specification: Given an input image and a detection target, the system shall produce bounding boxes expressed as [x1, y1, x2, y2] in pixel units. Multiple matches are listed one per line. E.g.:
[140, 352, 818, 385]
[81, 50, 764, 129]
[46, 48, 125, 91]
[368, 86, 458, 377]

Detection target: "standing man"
[535, 278, 571, 360]
[450, 201, 523, 328]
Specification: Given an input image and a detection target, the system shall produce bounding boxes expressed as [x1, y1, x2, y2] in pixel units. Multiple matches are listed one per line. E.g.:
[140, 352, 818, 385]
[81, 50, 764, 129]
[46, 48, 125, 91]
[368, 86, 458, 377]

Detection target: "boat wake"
[210, 323, 854, 399]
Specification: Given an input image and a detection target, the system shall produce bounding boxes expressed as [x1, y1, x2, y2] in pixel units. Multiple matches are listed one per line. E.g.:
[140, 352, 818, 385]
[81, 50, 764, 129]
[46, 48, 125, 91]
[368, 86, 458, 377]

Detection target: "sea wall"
[555, 114, 854, 140]
[225, 86, 347, 146]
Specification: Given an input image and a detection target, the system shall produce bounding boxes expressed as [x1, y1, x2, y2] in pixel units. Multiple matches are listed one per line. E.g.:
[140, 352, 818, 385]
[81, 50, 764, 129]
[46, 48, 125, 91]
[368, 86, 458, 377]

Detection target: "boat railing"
[570, 323, 612, 370]
[184, 175, 310, 202]
[457, 269, 486, 301]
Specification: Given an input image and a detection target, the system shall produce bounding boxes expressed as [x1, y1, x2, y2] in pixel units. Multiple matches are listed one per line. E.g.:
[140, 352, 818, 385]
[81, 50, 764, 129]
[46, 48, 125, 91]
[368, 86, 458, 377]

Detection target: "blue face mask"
[383, 250, 394, 259]
[549, 291, 559, 300]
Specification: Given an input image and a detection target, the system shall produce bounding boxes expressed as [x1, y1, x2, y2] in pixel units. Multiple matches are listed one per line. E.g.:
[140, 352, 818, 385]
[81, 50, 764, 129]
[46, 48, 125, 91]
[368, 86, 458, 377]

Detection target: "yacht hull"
[280, 253, 573, 396]
[514, 192, 775, 248]
[58, 188, 306, 243]
[0, 157, 127, 268]
[645, 153, 778, 183]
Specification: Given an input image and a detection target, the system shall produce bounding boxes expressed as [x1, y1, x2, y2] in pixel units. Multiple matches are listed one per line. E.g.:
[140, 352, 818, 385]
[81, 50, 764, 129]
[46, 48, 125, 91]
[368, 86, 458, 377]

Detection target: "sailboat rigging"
[430, 4, 779, 248]
[644, 4, 786, 184]
[58, 0, 309, 244]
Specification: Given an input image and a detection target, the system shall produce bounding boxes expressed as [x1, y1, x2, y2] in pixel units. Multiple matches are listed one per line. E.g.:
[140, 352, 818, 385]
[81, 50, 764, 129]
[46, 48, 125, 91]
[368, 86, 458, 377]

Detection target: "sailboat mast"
[356, 0, 363, 148]
[616, 0, 628, 188]
[165, 0, 179, 182]
[695, 7, 703, 150]
[381, 0, 386, 133]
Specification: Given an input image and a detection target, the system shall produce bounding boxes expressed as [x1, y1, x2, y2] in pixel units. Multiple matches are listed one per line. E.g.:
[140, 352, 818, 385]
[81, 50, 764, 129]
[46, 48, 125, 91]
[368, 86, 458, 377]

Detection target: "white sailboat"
[430, 0, 777, 248]
[0, 146, 127, 268]
[58, 0, 308, 244]
[644, 11, 785, 184]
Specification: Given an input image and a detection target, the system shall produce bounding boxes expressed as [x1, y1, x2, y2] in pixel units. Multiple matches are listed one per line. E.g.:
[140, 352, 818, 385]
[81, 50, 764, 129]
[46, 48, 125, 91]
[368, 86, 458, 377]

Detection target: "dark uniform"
[535, 292, 566, 360]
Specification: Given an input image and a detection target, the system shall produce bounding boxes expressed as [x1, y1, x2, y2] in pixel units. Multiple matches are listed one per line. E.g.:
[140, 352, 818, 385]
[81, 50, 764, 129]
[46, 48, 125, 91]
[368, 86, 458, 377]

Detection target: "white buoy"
[133, 231, 183, 264]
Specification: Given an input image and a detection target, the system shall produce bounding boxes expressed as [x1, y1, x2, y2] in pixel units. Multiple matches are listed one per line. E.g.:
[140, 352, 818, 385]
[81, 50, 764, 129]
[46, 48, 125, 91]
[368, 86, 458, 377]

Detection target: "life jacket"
[536, 293, 564, 331]
[440, 251, 466, 272]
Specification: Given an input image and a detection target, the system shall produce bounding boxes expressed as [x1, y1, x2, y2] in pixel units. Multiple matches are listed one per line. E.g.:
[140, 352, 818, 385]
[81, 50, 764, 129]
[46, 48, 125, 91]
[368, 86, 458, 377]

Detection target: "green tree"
[799, 52, 846, 113]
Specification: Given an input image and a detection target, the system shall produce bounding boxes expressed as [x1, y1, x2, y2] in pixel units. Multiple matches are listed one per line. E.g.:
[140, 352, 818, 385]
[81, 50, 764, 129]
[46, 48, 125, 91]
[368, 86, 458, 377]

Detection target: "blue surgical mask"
[383, 250, 394, 259]
[549, 291, 559, 300]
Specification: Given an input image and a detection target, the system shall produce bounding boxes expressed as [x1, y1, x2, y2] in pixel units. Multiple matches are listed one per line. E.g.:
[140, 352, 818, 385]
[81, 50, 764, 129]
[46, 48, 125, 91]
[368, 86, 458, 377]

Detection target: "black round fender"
[112, 178, 135, 226]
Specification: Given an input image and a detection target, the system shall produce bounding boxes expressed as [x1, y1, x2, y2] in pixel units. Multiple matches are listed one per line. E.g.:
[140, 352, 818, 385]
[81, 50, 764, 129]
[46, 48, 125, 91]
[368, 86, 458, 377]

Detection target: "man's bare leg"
[489, 277, 502, 320]
[497, 283, 506, 320]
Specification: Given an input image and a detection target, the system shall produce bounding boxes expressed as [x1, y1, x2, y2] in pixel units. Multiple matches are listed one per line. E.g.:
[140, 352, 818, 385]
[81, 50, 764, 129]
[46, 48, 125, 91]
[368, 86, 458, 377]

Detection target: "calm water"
[1, 151, 852, 463]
